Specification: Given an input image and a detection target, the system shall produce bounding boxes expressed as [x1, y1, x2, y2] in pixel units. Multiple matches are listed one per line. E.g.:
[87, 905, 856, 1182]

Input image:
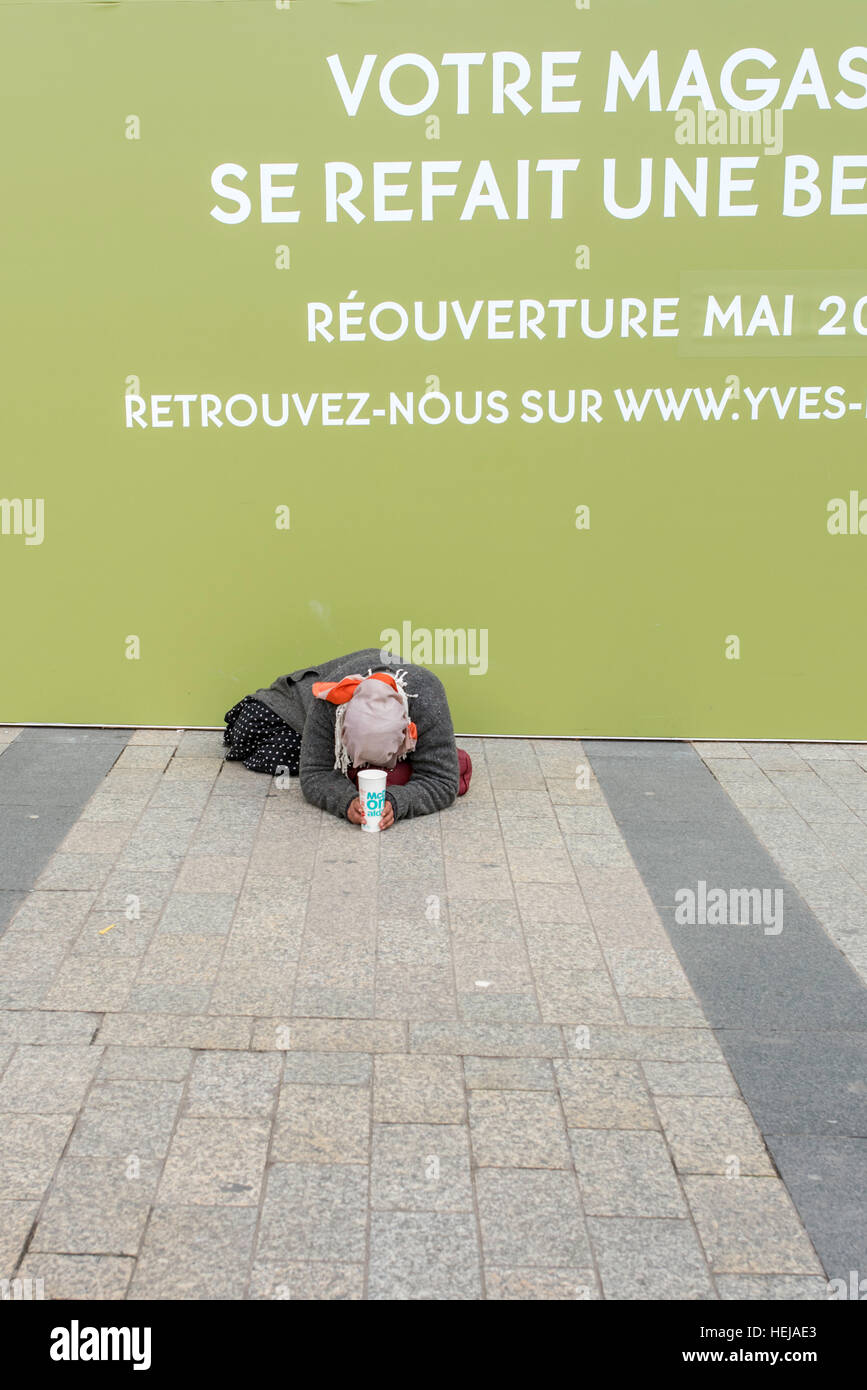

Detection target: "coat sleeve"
[386, 675, 460, 821]
[298, 698, 358, 821]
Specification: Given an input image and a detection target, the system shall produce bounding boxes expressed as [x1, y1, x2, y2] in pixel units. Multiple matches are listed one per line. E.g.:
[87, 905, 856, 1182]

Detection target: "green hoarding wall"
[1, 0, 866, 736]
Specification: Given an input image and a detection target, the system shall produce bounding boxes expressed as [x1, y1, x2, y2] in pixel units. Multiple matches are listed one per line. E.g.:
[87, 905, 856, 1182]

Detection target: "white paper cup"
[357, 769, 388, 832]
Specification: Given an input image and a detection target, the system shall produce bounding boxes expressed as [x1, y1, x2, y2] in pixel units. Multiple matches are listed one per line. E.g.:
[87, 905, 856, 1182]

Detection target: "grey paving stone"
[564, 1025, 725, 1063]
[683, 1176, 823, 1274]
[16, 1253, 134, 1300]
[147, 782, 211, 816]
[555, 1059, 657, 1129]
[507, 846, 576, 884]
[702, 761, 789, 809]
[252, 1017, 405, 1053]
[130, 1205, 257, 1299]
[0, 1112, 75, 1199]
[555, 805, 620, 836]
[157, 893, 238, 937]
[715, 1274, 830, 1300]
[375, 968, 458, 1022]
[113, 745, 173, 772]
[0, 932, 71, 1008]
[42, 958, 139, 1013]
[373, 1055, 464, 1124]
[475, 1167, 590, 1267]
[573, 869, 670, 949]
[209, 963, 299, 1018]
[247, 1260, 364, 1301]
[371, 1123, 473, 1211]
[528, 963, 622, 1027]
[127, 982, 214, 1014]
[213, 761, 271, 798]
[523, 921, 605, 970]
[96, 1013, 252, 1049]
[68, 1106, 180, 1161]
[376, 917, 450, 967]
[256, 1164, 368, 1263]
[445, 862, 514, 902]
[174, 855, 249, 894]
[514, 882, 591, 924]
[0, 1010, 98, 1045]
[98, 1046, 194, 1081]
[468, 1090, 571, 1168]
[485, 1267, 598, 1299]
[570, 1130, 687, 1217]
[6, 890, 100, 938]
[447, 901, 524, 944]
[94, 870, 176, 923]
[565, 834, 634, 868]
[184, 1051, 281, 1117]
[367, 1211, 482, 1300]
[457, 990, 541, 1026]
[273, 1084, 370, 1164]
[0, 1200, 40, 1276]
[410, 1022, 564, 1057]
[743, 743, 805, 770]
[655, 1095, 773, 1176]
[158, 1117, 271, 1206]
[31, 1156, 160, 1255]
[605, 948, 693, 999]
[719, 1031, 867, 1136]
[85, 1078, 184, 1113]
[463, 1056, 554, 1091]
[128, 730, 180, 746]
[791, 743, 853, 762]
[452, 938, 535, 991]
[587, 1217, 716, 1300]
[81, 791, 151, 825]
[0, 1045, 102, 1113]
[766, 1135, 867, 1278]
[70, 907, 154, 959]
[641, 1062, 740, 1097]
[133, 933, 224, 988]
[282, 1051, 372, 1087]
[35, 854, 115, 892]
[621, 998, 708, 1027]
[161, 757, 219, 786]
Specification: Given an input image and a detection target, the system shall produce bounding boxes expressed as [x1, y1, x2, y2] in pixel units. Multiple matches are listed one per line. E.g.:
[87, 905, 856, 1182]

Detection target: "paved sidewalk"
[0, 726, 858, 1300]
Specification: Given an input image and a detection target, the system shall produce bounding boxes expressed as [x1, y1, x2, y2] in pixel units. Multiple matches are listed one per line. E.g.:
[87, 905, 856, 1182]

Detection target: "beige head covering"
[342, 679, 408, 771]
[312, 670, 418, 773]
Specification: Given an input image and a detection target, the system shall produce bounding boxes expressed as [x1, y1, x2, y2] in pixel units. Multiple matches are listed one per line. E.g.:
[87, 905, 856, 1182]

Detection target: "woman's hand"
[346, 797, 395, 829]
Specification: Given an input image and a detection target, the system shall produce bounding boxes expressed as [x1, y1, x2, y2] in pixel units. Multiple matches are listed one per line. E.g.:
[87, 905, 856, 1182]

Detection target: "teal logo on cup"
[357, 769, 388, 832]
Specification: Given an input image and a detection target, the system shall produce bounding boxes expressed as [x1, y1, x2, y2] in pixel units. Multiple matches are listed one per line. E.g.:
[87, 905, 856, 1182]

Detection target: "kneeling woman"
[222, 647, 470, 828]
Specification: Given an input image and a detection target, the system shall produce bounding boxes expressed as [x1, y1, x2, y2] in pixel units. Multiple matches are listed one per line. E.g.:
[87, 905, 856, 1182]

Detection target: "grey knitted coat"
[252, 648, 460, 822]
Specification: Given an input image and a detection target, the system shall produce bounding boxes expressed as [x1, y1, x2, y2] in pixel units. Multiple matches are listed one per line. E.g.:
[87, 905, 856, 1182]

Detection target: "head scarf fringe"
[333, 668, 415, 773]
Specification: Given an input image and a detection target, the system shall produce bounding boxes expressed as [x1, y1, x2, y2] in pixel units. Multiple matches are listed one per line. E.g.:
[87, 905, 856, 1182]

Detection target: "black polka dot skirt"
[223, 696, 303, 776]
